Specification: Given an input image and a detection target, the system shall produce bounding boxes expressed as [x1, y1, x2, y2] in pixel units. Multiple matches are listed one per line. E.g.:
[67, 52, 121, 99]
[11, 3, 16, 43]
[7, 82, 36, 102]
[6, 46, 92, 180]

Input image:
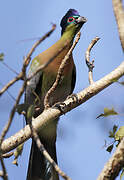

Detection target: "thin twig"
[24, 24, 56, 66]
[112, 0, 124, 51]
[28, 119, 71, 180]
[44, 31, 81, 108]
[85, 36, 100, 85]
[0, 81, 26, 147]
[0, 73, 22, 96]
[0, 24, 56, 97]
[0, 24, 56, 147]
[0, 79, 26, 180]
[2, 62, 18, 75]
[16, 36, 46, 44]
[0, 156, 8, 180]
[0, 76, 26, 180]
[2, 152, 14, 158]
[0, 24, 56, 180]
[0, 82, 16, 101]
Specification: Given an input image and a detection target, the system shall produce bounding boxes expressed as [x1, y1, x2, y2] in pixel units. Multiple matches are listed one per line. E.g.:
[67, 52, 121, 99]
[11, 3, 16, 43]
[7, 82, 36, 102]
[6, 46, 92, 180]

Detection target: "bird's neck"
[60, 30, 76, 44]
[43, 31, 75, 75]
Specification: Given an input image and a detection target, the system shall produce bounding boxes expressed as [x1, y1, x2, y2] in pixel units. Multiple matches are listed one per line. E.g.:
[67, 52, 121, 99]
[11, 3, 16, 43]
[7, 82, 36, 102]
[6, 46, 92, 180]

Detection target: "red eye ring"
[67, 17, 75, 23]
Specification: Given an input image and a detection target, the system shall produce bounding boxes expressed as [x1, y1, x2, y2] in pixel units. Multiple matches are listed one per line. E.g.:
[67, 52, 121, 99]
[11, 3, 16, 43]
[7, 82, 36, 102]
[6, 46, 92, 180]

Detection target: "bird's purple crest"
[60, 9, 80, 34]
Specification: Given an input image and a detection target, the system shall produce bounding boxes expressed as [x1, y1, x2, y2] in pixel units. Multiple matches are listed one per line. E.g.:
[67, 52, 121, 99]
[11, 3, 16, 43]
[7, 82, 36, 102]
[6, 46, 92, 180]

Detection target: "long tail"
[26, 138, 59, 180]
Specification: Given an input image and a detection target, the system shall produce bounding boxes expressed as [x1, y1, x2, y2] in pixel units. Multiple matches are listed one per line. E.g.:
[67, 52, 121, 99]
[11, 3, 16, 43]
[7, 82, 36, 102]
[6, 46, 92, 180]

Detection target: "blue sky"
[0, 0, 124, 180]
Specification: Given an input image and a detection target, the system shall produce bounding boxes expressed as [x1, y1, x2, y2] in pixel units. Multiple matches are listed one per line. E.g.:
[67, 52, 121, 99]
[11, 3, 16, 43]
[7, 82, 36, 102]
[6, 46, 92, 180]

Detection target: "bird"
[25, 9, 87, 180]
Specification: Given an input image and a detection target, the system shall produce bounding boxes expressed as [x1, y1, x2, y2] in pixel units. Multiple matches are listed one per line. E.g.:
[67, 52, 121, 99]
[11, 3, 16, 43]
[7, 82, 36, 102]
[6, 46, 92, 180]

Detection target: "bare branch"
[0, 24, 56, 96]
[112, 0, 124, 51]
[0, 83, 16, 101]
[0, 24, 56, 153]
[85, 36, 100, 84]
[2, 152, 14, 158]
[0, 74, 22, 96]
[97, 138, 124, 180]
[24, 24, 56, 66]
[1, 60, 124, 154]
[0, 81, 26, 147]
[0, 80, 26, 180]
[2, 62, 18, 75]
[0, 157, 8, 180]
[44, 32, 81, 108]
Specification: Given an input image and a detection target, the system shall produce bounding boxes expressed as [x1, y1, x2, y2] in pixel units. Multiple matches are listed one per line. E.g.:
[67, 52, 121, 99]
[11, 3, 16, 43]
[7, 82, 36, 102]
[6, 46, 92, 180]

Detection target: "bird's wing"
[25, 57, 43, 107]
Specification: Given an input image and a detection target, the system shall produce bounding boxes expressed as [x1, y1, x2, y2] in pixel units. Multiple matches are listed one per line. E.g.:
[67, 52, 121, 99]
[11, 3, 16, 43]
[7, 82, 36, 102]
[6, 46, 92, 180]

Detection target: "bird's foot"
[52, 102, 66, 114]
[52, 94, 79, 114]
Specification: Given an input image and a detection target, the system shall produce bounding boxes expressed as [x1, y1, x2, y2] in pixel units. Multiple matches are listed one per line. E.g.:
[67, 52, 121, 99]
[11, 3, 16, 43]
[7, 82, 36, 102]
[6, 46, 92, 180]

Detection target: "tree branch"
[1, 60, 124, 154]
[0, 24, 56, 179]
[85, 37, 100, 84]
[0, 24, 56, 96]
[0, 74, 22, 96]
[0, 24, 56, 148]
[112, 0, 124, 51]
[97, 138, 124, 180]
[44, 32, 81, 108]
[0, 157, 8, 180]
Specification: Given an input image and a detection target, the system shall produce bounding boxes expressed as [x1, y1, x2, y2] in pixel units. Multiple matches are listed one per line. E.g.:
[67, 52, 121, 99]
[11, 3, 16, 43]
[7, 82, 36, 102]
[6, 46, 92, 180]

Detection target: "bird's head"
[60, 9, 87, 35]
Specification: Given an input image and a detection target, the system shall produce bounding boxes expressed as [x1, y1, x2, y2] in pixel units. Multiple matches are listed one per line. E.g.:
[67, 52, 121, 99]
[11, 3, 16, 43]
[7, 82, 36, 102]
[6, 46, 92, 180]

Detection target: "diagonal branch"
[0, 74, 22, 96]
[0, 81, 26, 147]
[0, 23, 56, 151]
[24, 24, 56, 66]
[112, 0, 124, 51]
[97, 138, 124, 180]
[44, 32, 81, 108]
[1, 60, 124, 154]
[0, 24, 56, 97]
[0, 24, 56, 179]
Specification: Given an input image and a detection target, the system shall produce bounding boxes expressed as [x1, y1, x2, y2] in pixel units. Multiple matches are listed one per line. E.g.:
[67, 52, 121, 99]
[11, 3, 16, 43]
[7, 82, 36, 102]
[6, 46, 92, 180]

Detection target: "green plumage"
[25, 9, 87, 180]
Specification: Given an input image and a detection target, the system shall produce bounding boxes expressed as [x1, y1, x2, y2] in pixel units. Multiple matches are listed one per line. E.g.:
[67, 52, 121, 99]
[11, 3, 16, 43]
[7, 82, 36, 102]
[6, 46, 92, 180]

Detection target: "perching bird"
[25, 9, 87, 180]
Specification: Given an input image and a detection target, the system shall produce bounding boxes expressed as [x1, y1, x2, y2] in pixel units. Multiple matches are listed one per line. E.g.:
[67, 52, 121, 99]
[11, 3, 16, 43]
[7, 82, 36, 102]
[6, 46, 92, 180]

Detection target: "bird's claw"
[52, 102, 66, 114]
[52, 94, 78, 114]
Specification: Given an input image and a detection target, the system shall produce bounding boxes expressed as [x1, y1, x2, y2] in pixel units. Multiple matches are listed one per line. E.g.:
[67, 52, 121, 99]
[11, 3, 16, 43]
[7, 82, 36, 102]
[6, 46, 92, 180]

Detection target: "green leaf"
[96, 107, 118, 119]
[12, 143, 24, 166]
[104, 107, 118, 116]
[115, 126, 124, 141]
[120, 168, 124, 180]
[109, 125, 118, 138]
[0, 53, 4, 61]
[106, 144, 114, 153]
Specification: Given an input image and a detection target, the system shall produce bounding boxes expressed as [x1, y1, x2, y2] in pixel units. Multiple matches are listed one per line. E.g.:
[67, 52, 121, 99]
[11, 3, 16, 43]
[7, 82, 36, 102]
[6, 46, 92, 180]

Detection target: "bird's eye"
[68, 17, 75, 23]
